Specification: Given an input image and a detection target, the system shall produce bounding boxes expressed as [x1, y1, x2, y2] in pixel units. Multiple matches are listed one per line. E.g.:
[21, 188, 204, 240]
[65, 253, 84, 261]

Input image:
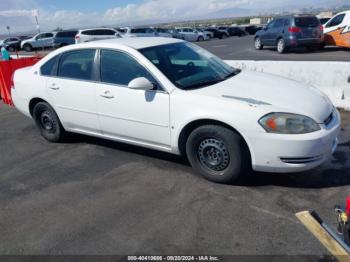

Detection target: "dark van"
[53, 30, 78, 48]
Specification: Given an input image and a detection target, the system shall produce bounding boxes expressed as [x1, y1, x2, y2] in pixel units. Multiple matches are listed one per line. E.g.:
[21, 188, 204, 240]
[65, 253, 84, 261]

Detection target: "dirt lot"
[0, 102, 349, 256]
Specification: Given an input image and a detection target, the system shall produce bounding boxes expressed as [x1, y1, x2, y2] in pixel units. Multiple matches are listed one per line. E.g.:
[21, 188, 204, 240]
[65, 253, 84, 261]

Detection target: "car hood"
[192, 71, 333, 123]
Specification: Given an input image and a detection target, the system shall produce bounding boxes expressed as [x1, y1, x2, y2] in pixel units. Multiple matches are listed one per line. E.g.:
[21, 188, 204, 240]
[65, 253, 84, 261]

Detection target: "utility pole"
[32, 9, 40, 33]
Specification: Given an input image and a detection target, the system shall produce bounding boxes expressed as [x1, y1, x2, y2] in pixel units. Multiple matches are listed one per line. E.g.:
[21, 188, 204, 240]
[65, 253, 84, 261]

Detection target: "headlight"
[259, 113, 320, 134]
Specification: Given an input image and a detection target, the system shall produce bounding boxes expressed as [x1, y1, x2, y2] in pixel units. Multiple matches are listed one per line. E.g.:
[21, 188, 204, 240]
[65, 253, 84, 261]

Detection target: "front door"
[324, 13, 350, 47]
[97, 49, 171, 149]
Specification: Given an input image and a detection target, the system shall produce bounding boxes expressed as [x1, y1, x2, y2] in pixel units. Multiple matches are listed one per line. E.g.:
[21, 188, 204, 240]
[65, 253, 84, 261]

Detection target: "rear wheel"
[277, 38, 286, 53]
[7, 46, 15, 52]
[197, 36, 204, 42]
[254, 37, 263, 50]
[221, 34, 228, 39]
[23, 44, 32, 52]
[33, 102, 66, 142]
[185, 125, 248, 184]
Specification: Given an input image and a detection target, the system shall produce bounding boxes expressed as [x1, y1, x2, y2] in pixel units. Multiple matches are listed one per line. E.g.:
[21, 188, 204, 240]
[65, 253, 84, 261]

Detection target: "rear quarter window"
[294, 17, 320, 27]
[41, 56, 59, 76]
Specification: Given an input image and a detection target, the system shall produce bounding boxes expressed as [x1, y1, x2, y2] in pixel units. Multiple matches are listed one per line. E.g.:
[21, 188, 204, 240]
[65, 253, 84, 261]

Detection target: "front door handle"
[100, 91, 114, 99]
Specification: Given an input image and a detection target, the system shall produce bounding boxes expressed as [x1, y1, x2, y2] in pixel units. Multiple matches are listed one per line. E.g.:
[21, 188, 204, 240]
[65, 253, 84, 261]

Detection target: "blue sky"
[0, 0, 347, 33]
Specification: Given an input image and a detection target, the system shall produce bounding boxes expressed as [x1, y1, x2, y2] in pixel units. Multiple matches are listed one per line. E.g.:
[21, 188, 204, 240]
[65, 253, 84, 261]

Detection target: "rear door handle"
[100, 90, 114, 99]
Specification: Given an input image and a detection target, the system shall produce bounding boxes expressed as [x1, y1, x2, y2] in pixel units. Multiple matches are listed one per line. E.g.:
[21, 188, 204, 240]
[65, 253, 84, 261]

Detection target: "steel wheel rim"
[40, 110, 55, 133]
[198, 138, 230, 172]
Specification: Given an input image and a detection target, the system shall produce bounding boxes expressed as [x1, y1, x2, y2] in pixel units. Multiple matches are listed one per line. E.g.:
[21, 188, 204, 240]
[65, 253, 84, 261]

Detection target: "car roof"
[72, 37, 184, 50]
[79, 28, 116, 32]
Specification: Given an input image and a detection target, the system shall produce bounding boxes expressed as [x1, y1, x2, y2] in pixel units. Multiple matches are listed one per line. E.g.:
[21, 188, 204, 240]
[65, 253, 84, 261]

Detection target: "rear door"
[324, 13, 350, 47]
[260, 20, 276, 45]
[46, 49, 101, 134]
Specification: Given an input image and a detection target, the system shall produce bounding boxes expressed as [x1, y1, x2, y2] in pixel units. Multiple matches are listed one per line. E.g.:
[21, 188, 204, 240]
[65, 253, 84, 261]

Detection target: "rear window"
[294, 17, 320, 27]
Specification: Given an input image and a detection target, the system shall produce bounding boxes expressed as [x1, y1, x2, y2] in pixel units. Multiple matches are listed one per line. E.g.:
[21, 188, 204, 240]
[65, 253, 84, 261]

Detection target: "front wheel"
[23, 44, 32, 52]
[33, 102, 66, 142]
[186, 125, 248, 184]
[197, 36, 204, 42]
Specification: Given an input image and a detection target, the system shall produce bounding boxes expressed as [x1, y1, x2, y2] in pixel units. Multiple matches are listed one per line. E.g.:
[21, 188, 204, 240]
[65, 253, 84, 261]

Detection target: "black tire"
[254, 37, 263, 50]
[197, 36, 204, 42]
[23, 44, 32, 52]
[221, 33, 228, 39]
[277, 38, 286, 53]
[185, 125, 248, 184]
[33, 102, 66, 142]
[7, 46, 15, 52]
[306, 46, 318, 52]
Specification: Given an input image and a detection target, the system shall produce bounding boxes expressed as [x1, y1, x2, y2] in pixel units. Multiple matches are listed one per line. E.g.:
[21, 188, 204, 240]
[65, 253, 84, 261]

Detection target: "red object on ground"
[0, 57, 41, 106]
[346, 196, 350, 216]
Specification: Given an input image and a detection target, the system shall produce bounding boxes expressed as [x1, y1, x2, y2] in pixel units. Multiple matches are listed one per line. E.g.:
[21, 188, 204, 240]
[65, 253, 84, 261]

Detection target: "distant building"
[250, 17, 271, 25]
[317, 11, 333, 18]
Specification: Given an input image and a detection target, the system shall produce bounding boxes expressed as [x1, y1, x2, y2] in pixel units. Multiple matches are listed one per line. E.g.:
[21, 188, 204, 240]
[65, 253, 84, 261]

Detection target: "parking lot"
[16, 35, 350, 62]
[1, 92, 350, 256]
[196, 35, 350, 61]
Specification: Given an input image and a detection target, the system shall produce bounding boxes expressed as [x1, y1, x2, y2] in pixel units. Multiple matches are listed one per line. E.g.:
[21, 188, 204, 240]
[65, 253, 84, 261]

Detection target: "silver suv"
[21, 32, 55, 52]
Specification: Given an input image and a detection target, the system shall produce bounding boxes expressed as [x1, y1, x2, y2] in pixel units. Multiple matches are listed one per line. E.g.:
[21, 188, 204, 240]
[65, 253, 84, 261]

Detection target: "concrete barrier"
[225, 60, 350, 111]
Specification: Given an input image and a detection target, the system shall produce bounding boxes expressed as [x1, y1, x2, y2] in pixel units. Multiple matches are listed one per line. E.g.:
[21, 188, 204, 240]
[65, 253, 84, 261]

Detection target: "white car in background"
[177, 28, 209, 41]
[121, 27, 158, 37]
[12, 37, 340, 184]
[75, 28, 121, 44]
[21, 32, 55, 52]
[154, 28, 173, 38]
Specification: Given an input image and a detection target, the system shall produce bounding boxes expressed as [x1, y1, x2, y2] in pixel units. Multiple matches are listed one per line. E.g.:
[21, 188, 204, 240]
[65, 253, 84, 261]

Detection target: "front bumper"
[250, 110, 341, 173]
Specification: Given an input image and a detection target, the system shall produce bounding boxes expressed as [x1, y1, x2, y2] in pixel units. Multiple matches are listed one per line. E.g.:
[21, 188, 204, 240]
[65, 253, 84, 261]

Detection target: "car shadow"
[65, 132, 350, 190]
[263, 46, 348, 54]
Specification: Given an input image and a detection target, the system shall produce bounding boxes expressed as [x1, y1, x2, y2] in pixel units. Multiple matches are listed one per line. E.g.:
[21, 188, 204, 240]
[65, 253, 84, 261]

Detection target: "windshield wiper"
[185, 79, 223, 90]
[223, 69, 241, 80]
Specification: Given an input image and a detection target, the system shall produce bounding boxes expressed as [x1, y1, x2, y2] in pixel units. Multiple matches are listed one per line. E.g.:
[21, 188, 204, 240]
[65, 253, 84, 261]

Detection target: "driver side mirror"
[263, 26, 268, 31]
[128, 77, 154, 91]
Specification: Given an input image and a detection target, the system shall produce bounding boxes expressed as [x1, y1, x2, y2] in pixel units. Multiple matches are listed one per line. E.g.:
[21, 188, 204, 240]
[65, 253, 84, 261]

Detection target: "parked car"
[254, 15, 324, 53]
[168, 29, 182, 39]
[217, 27, 231, 38]
[241, 25, 262, 35]
[195, 28, 214, 39]
[53, 30, 78, 48]
[228, 27, 246, 37]
[323, 10, 350, 48]
[0, 37, 21, 52]
[177, 28, 209, 41]
[204, 28, 228, 39]
[319, 18, 331, 25]
[154, 28, 173, 38]
[121, 27, 157, 37]
[21, 32, 55, 52]
[12, 37, 340, 184]
[75, 28, 120, 44]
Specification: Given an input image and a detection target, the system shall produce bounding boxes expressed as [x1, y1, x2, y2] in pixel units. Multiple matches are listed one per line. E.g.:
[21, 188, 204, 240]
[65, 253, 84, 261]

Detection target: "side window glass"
[274, 19, 283, 28]
[267, 21, 275, 29]
[58, 49, 96, 80]
[41, 56, 59, 76]
[100, 50, 156, 86]
[326, 14, 345, 28]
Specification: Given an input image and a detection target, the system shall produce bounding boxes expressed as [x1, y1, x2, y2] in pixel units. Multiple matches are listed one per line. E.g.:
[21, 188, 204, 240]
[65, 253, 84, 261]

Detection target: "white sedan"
[12, 37, 340, 183]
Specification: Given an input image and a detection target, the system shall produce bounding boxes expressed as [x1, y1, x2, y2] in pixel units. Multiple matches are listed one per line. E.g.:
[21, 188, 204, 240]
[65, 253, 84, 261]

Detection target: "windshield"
[139, 42, 238, 90]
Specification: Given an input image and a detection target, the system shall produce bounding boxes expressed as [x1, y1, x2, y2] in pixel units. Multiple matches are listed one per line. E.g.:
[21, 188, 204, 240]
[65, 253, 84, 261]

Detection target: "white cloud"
[0, 0, 347, 34]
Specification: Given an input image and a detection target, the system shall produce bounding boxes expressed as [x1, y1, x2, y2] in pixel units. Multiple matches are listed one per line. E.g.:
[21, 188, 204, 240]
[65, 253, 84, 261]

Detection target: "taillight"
[319, 25, 324, 31]
[288, 26, 301, 33]
[75, 35, 80, 39]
